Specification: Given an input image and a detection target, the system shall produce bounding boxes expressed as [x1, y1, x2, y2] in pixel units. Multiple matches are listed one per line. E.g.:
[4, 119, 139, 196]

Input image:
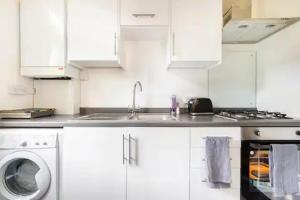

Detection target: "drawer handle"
[132, 14, 156, 18]
[201, 179, 208, 183]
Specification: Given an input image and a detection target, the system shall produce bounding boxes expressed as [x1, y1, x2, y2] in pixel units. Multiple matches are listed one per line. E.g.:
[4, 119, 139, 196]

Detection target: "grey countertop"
[1, 114, 300, 128]
[0, 115, 73, 128]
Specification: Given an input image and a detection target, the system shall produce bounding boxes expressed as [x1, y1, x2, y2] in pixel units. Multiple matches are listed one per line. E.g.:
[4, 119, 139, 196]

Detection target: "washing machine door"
[0, 151, 51, 200]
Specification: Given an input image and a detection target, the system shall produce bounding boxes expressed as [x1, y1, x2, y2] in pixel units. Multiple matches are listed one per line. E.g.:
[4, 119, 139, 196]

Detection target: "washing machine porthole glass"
[4, 159, 40, 196]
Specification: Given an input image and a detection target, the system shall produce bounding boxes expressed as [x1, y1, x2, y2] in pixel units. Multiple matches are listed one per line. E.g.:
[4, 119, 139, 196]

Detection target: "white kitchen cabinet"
[61, 127, 126, 200]
[190, 128, 241, 200]
[190, 180, 240, 200]
[20, 0, 79, 78]
[169, 0, 222, 68]
[61, 127, 189, 200]
[121, 0, 169, 26]
[68, 0, 121, 68]
[126, 127, 189, 200]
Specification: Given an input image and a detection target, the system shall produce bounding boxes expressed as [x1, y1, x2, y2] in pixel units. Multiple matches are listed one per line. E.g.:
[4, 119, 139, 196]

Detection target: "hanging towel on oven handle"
[269, 144, 299, 197]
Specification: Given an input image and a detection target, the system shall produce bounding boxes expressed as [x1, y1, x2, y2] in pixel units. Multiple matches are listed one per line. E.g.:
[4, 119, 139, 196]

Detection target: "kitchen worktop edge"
[1, 114, 300, 128]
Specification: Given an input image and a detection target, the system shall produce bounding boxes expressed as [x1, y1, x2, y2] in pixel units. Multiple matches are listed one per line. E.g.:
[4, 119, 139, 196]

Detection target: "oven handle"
[249, 143, 271, 150]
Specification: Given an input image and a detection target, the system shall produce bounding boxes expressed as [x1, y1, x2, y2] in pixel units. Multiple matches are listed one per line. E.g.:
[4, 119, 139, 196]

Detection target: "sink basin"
[78, 113, 129, 120]
[77, 113, 177, 121]
[131, 113, 176, 121]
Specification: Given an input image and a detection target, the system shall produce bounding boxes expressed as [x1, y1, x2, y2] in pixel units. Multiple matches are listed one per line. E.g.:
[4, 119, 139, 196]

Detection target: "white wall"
[0, 0, 33, 110]
[81, 41, 258, 109]
[81, 41, 209, 108]
[209, 48, 257, 108]
[2, 0, 299, 117]
[257, 22, 300, 118]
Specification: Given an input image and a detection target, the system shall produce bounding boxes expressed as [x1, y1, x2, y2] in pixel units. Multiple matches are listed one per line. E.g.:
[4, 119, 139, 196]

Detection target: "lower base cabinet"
[61, 127, 126, 200]
[190, 168, 241, 200]
[190, 128, 241, 200]
[61, 127, 190, 200]
[126, 128, 190, 200]
[62, 127, 241, 200]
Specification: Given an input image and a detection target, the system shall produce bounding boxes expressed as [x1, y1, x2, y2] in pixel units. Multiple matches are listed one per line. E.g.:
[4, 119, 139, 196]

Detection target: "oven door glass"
[242, 141, 300, 200]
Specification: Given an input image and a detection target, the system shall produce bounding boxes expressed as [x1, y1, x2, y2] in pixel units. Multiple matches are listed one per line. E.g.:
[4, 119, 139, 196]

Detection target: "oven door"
[241, 141, 300, 200]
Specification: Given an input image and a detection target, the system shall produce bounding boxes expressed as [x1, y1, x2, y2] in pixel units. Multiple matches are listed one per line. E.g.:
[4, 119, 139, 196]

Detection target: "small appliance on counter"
[0, 108, 55, 119]
[187, 98, 214, 116]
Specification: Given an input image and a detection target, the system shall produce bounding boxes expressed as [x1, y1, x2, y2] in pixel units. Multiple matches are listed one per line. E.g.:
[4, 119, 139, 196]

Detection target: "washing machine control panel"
[20, 141, 28, 147]
[18, 134, 57, 149]
[0, 129, 59, 149]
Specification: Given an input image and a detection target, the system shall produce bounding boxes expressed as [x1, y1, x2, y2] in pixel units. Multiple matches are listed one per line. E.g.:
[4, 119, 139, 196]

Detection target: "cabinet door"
[190, 128, 241, 200]
[121, 0, 169, 26]
[68, 0, 119, 65]
[126, 128, 189, 200]
[61, 127, 126, 200]
[20, 0, 65, 67]
[170, 0, 222, 68]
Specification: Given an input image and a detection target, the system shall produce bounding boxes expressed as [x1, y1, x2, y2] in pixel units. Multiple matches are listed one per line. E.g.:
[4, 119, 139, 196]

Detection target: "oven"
[241, 128, 300, 200]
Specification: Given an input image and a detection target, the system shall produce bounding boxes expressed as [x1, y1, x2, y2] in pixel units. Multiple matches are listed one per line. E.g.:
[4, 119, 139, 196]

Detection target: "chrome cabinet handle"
[122, 134, 126, 165]
[172, 32, 175, 57]
[128, 134, 132, 164]
[128, 134, 137, 165]
[123, 134, 130, 164]
[114, 32, 117, 56]
[132, 14, 156, 18]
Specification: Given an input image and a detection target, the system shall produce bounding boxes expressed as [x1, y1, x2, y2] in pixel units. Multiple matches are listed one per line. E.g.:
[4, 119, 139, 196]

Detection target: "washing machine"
[0, 129, 59, 200]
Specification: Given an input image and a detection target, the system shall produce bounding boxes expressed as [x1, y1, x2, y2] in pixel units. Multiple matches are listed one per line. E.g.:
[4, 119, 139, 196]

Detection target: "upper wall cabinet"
[169, 0, 222, 69]
[252, 0, 300, 18]
[68, 0, 121, 68]
[121, 0, 169, 26]
[20, 0, 79, 78]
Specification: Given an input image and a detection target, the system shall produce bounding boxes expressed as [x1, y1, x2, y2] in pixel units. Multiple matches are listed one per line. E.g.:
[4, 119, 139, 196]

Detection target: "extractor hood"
[222, 0, 300, 44]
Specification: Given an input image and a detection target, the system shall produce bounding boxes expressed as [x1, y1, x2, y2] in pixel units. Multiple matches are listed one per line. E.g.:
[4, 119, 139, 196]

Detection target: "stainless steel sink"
[130, 113, 177, 121]
[77, 113, 177, 121]
[78, 113, 129, 120]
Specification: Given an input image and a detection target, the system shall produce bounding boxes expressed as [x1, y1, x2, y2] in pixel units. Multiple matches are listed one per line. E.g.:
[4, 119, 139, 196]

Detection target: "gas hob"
[215, 110, 292, 121]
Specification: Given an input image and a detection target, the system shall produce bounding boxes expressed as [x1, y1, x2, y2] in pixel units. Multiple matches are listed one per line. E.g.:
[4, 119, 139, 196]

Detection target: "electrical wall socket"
[8, 85, 35, 95]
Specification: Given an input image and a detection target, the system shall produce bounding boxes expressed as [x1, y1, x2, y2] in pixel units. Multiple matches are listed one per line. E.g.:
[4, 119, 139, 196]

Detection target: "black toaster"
[187, 98, 214, 116]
